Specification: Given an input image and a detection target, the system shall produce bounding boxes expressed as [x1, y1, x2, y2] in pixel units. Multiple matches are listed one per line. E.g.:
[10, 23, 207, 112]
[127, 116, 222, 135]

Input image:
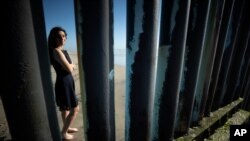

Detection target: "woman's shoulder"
[53, 48, 64, 55]
[54, 48, 68, 53]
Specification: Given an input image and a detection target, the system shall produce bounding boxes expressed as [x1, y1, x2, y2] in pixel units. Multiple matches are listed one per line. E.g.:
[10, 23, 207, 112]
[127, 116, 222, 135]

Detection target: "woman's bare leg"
[61, 110, 70, 123]
[61, 109, 79, 132]
[61, 106, 79, 139]
[61, 110, 73, 139]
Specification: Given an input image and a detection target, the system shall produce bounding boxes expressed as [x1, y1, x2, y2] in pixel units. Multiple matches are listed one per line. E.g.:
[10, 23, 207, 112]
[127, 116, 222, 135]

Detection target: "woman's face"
[58, 31, 67, 45]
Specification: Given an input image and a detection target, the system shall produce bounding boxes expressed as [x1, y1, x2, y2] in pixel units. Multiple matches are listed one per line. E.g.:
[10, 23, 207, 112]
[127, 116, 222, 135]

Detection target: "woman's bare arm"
[53, 48, 75, 73]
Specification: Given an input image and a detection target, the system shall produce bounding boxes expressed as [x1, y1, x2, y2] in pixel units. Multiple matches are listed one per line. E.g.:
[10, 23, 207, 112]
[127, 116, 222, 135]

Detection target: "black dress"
[52, 50, 78, 111]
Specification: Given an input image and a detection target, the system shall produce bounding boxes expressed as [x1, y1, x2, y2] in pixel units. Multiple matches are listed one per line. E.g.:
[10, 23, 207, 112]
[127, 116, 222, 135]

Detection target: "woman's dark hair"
[48, 26, 67, 64]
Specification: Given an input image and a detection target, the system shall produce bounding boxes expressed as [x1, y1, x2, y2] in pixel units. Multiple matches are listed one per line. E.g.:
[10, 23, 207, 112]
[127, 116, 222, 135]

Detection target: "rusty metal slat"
[126, 0, 161, 140]
[222, 0, 250, 106]
[152, 0, 190, 140]
[109, 0, 115, 140]
[2, 0, 54, 140]
[74, 0, 115, 140]
[175, 0, 211, 136]
[239, 41, 250, 98]
[233, 34, 250, 100]
[211, 0, 246, 111]
[204, 0, 235, 115]
[241, 69, 250, 110]
[30, 0, 62, 140]
[191, 0, 225, 125]
[239, 58, 250, 98]
[199, 0, 225, 118]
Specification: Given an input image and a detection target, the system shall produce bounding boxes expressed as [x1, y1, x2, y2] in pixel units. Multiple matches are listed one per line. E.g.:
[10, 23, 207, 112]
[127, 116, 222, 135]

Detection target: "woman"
[48, 26, 79, 140]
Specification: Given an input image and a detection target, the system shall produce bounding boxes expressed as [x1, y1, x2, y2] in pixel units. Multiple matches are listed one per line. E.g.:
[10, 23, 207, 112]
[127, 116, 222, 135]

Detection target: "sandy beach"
[50, 52, 126, 141]
[0, 52, 126, 141]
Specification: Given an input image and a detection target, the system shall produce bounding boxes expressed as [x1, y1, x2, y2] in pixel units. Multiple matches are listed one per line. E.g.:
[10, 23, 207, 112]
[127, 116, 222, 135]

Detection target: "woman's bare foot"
[68, 127, 79, 133]
[62, 132, 74, 140]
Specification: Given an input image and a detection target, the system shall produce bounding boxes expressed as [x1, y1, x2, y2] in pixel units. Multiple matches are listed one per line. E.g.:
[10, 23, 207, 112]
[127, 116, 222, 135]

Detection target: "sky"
[43, 0, 126, 52]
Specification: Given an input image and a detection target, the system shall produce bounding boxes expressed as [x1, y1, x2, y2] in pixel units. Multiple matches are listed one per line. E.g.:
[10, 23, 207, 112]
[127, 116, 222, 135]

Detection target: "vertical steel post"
[190, 0, 224, 125]
[126, 0, 161, 140]
[204, 0, 235, 115]
[175, 0, 211, 136]
[74, 0, 115, 140]
[2, 0, 53, 140]
[73, 1, 88, 141]
[239, 58, 250, 97]
[109, 0, 116, 141]
[222, 0, 249, 106]
[199, 0, 225, 118]
[233, 36, 250, 100]
[245, 88, 250, 110]
[241, 70, 250, 110]
[30, 0, 62, 140]
[239, 42, 250, 98]
[152, 0, 190, 140]
[211, 0, 246, 110]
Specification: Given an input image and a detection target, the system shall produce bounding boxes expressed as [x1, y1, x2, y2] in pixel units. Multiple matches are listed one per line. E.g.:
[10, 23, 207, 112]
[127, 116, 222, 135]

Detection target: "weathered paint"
[175, 0, 211, 135]
[74, 0, 115, 140]
[152, 45, 171, 140]
[3, 0, 250, 140]
[126, 0, 144, 140]
[191, 0, 224, 125]
[126, 0, 161, 140]
[153, 0, 190, 140]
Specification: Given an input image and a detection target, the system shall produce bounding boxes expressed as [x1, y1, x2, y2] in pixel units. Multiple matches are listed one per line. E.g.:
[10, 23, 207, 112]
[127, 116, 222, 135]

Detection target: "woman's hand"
[71, 63, 76, 70]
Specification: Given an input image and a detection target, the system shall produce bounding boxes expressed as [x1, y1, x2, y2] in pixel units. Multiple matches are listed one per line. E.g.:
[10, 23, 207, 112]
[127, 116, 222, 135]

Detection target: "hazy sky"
[43, 0, 126, 52]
